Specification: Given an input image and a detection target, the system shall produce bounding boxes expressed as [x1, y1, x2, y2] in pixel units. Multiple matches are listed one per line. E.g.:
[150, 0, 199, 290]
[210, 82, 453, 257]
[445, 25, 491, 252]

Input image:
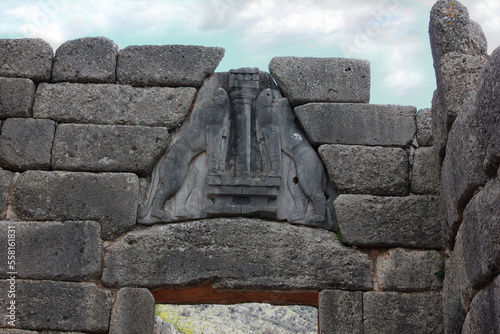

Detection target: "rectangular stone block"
[33, 83, 196, 128]
[0, 118, 56, 171]
[334, 195, 442, 249]
[462, 275, 500, 334]
[117, 45, 225, 87]
[416, 108, 433, 147]
[0, 38, 53, 82]
[376, 248, 443, 291]
[0, 280, 112, 332]
[411, 147, 441, 195]
[0, 169, 12, 216]
[295, 103, 416, 147]
[52, 124, 170, 175]
[269, 57, 370, 106]
[319, 144, 409, 196]
[363, 292, 443, 334]
[109, 288, 155, 334]
[11, 171, 139, 240]
[1, 330, 85, 334]
[0, 221, 102, 280]
[0, 78, 36, 119]
[319, 290, 363, 334]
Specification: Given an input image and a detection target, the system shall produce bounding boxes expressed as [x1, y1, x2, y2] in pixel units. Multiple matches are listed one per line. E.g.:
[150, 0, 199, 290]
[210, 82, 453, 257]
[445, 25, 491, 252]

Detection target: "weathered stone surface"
[52, 124, 170, 175]
[0, 221, 102, 280]
[0, 78, 36, 119]
[416, 108, 433, 147]
[476, 45, 500, 176]
[52, 37, 119, 83]
[319, 144, 409, 196]
[0, 169, 12, 216]
[0, 38, 53, 82]
[441, 93, 487, 246]
[295, 103, 416, 147]
[335, 195, 442, 249]
[268, 57, 370, 106]
[462, 176, 500, 290]
[462, 275, 500, 334]
[0, 280, 112, 332]
[11, 171, 139, 240]
[411, 147, 441, 195]
[155, 316, 181, 334]
[103, 218, 373, 290]
[1, 330, 85, 334]
[431, 89, 447, 166]
[109, 288, 155, 334]
[0, 118, 56, 171]
[117, 45, 225, 87]
[34, 83, 195, 128]
[319, 290, 363, 334]
[363, 292, 443, 334]
[429, 0, 487, 67]
[376, 248, 443, 291]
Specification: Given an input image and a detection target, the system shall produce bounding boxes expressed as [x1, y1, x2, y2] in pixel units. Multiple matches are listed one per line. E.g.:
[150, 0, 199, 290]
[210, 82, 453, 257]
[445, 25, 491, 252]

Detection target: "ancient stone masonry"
[0, 31, 449, 334]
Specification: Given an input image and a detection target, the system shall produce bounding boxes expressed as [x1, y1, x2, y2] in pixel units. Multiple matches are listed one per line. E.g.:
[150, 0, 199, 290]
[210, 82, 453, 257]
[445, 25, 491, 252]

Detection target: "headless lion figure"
[137, 88, 230, 224]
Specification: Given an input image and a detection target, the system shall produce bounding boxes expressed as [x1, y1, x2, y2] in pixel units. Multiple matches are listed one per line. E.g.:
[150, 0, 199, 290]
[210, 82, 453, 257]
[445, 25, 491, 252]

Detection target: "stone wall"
[429, 1, 500, 333]
[0, 36, 443, 334]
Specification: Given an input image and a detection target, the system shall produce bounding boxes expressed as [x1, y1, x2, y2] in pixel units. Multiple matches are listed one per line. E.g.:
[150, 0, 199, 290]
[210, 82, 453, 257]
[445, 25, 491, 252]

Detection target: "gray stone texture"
[295, 103, 416, 147]
[429, 0, 487, 67]
[0, 118, 56, 171]
[416, 108, 433, 147]
[103, 218, 373, 290]
[117, 45, 225, 87]
[0, 38, 53, 82]
[376, 248, 443, 291]
[476, 45, 500, 176]
[431, 89, 448, 166]
[335, 195, 442, 249]
[363, 292, 443, 334]
[34, 83, 196, 128]
[109, 288, 155, 334]
[441, 94, 487, 246]
[0, 280, 112, 332]
[0, 169, 12, 217]
[411, 147, 441, 195]
[11, 171, 139, 240]
[52, 123, 170, 175]
[0, 221, 102, 280]
[319, 290, 363, 334]
[0, 78, 36, 119]
[1, 330, 85, 334]
[462, 176, 500, 290]
[52, 37, 119, 83]
[268, 57, 370, 106]
[318, 144, 409, 196]
[462, 275, 500, 334]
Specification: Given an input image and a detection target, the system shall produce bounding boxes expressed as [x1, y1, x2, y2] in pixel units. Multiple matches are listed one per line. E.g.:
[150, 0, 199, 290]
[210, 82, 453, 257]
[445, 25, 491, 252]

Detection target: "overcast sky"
[1, 0, 499, 110]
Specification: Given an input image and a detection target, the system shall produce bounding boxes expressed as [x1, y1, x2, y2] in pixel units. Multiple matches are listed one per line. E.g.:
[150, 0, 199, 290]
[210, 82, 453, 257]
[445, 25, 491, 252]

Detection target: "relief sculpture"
[138, 68, 338, 230]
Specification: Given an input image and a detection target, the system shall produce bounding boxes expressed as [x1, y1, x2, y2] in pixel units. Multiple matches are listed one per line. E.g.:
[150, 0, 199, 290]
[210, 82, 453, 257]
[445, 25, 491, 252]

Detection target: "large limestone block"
[334, 195, 442, 249]
[476, 46, 500, 176]
[268, 57, 370, 106]
[416, 108, 433, 147]
[103, 219, 373, 290]
[109, 288, 155, 334]
[319, 290, 363, 334]
[52, 124, 169, 175]
[431, 89, 447, 166]
[462, 176, 500, 290]
[411, 147, 441, 195]
[363, 292, 443, 334]
[117, 45, 225, 87]
[0, 280, 112, 332]
[0, 118, 56, 171]
[0, 78, 36, 119]
[319, 144, 409, 196]
[11, 171, 139, 240]
[0, 38, 53, 82]
[52, 37, 119, 83]
[0, 169, 12, 216]
[376, 248, 443, 291]
[295, 103, 416, 147]
[462, 276, 500, 334]
[34, 83, 195, 128]
[0, 221, 102, 280]
[429, 0, 487, 67]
